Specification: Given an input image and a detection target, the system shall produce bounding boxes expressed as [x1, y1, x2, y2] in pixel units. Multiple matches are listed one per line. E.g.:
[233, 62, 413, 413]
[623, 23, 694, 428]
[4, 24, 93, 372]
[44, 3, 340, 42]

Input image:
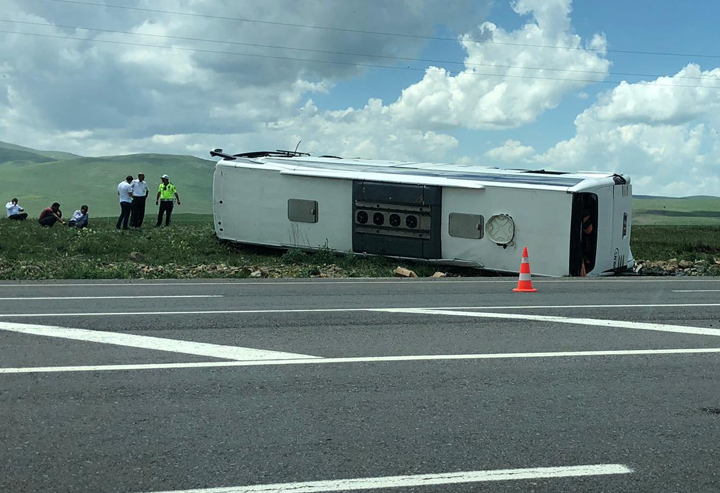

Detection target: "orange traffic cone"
[513, 246, 537, 293]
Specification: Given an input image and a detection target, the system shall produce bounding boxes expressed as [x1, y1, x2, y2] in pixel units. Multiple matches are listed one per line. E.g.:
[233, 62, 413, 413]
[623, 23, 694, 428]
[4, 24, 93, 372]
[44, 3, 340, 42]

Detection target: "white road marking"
[132, 464, 632, 493]
[382, 308, 720, 338]
[0, 322, 320, 361]
[0, 278, 718, 288]
[0, 302, 719, 318]
[673, 290, 720, 293]
[3, 348, 720, 374]
[0, 295, 223, 301]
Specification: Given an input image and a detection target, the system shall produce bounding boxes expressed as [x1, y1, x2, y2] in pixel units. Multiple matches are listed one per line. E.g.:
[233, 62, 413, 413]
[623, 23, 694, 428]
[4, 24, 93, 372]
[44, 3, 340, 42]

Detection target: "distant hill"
[633, 195, 720, 225]
[0, 147, 57, 166]
[0, 141, 215, 217]
[0, 140, 80, 161]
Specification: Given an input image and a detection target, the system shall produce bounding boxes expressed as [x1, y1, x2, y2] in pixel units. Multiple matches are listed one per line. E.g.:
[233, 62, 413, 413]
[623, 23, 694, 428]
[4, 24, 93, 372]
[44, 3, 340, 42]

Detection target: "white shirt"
[71, 210, 88, 222]
[131, 179, 149, 197]
[118, 181, 133, 203]
[5, 202, 23, 217]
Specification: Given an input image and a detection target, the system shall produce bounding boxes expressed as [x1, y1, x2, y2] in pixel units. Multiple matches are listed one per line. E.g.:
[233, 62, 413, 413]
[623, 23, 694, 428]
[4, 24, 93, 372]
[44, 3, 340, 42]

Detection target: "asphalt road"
[1, 277, 720, 493]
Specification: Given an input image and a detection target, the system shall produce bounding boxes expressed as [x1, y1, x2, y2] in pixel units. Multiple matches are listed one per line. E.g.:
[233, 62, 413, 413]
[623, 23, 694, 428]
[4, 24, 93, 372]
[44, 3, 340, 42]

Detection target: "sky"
[2, 0, 720, 196]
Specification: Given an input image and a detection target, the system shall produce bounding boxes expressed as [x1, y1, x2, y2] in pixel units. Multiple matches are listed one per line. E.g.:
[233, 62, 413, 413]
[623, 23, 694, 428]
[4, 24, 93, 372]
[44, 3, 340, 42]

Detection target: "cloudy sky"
[2, 0, 720, 196]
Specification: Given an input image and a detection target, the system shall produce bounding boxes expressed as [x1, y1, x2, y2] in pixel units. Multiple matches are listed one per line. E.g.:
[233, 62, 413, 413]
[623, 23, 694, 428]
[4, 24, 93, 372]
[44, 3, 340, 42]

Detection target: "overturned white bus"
[210, 149, 633, 277]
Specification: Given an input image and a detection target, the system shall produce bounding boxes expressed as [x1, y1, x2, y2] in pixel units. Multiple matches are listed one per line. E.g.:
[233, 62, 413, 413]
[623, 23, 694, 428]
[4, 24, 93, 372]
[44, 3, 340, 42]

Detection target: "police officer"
[155, 174, 180, 227]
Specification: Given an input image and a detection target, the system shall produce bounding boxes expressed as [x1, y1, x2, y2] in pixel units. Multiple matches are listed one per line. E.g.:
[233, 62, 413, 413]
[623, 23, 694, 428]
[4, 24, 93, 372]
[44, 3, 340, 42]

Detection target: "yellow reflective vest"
[158, 183, 177, 200]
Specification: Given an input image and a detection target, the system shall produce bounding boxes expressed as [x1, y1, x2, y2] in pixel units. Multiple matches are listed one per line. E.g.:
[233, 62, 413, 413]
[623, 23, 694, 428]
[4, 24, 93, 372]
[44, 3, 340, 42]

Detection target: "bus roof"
[214, 152, 627, 192]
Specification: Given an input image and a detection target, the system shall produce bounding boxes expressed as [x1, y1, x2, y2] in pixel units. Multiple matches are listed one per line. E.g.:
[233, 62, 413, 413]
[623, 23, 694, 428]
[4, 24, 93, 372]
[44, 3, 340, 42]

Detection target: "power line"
[3, 29, 720, 90]
[43, 0, 720, 60]
[4, 19, 720, 83]
[44, 0, 463, 42]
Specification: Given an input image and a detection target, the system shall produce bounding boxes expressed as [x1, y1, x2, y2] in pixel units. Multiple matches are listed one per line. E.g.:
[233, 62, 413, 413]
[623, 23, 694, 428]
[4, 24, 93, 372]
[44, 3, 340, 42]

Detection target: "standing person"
[5, 198, 27, 220]
[155, 174, 180, 227]
[117, 175, 133, 231]
[130, 173, 149, 228]
[38, 203, 65, 227]
[68, 205, 89, 229]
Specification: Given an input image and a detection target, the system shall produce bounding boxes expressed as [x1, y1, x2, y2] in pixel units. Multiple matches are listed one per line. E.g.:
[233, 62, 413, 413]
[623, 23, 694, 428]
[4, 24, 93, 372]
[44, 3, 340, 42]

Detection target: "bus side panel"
[213, 164, 353, 251]
[441, 187, 573, 276]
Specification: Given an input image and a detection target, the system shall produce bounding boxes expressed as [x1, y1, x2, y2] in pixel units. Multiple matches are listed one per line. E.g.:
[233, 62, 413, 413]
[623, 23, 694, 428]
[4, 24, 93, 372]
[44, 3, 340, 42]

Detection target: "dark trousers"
[9, 213, 28, 221]
[157, 200, 174, 227]
[116, 202, 132, 230]
[131, 196, 147, 227]
[38, 215, 57, 227]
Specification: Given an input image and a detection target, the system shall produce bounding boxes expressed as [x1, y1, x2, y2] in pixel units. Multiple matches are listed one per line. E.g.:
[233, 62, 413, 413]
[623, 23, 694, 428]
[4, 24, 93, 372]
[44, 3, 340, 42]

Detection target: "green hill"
[0, 147, 57, 166]
[633, 196, 720, 225]
[0, 140, 80, 161]
[0, 141, 215, 217]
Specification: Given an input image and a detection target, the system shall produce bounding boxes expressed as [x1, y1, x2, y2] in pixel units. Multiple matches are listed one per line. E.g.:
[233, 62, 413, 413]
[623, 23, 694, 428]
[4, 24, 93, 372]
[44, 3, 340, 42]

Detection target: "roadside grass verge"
[1, 217, 718, 280]
[631, 225, 720, 263]
[0, 215, 449, 280]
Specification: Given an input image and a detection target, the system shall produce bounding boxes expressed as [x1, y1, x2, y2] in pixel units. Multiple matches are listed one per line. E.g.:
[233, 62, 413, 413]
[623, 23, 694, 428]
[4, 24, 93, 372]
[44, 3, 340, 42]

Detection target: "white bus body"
[211, 150, 633, 277]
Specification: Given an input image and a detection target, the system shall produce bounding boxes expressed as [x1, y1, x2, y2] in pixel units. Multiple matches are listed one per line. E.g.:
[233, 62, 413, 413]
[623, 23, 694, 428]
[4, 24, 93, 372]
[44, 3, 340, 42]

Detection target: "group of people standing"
[4, 173, 180, 231]
[116, 173, 180, 230]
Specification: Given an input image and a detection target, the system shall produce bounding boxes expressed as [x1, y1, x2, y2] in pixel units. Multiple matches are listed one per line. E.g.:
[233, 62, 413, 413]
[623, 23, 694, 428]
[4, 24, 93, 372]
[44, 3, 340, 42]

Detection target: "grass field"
[1, 215, 718, 279]
[631, 225, 720, 262]
[0, 215, 445, 280]
[633, 196, 720, 225]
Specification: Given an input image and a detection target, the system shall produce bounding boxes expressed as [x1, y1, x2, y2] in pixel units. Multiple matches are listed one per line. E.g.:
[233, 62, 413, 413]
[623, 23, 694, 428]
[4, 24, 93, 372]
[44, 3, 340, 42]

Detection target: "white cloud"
[388, 0, 610, 130]
[589, 64, 720, 125]
[524, 65, 720, 195]
[233, 0, 611, 161]
[264, 99, 459, 161]
[228, 0, 610, 161]
[484, 140, 537, 162]
[0, 0, 489, 155]
[0, 0, 606, 163]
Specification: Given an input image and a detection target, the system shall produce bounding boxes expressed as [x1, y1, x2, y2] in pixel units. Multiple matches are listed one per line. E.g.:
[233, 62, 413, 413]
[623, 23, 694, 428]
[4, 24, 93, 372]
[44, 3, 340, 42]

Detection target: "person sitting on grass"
[68, 205, 89, 229]
[5, 198, 28, 221]
[38, 202, 65, 227]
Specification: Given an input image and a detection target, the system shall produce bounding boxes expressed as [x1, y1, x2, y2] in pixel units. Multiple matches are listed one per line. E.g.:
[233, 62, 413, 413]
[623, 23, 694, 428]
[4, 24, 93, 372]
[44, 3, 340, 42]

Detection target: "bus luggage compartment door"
[352, 181, 442, 259]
